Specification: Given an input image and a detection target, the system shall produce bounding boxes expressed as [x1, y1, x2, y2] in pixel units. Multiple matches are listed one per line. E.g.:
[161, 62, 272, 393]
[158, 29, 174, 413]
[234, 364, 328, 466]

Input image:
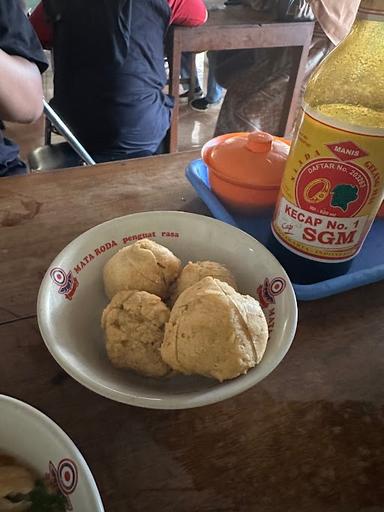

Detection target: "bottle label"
[272, 107, 384, 262]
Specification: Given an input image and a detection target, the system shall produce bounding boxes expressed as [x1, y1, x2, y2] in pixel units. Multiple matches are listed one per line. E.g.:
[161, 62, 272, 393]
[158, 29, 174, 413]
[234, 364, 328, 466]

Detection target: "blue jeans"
[206, 67, 224, 104]
[180, 52, 224, 104]
[0, 157, 27, 177]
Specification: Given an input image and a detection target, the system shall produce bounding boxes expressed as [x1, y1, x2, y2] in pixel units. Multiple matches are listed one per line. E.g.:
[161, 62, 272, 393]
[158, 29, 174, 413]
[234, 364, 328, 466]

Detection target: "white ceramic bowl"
[0, 395, 104, 511]
[37, 211, 297, 409]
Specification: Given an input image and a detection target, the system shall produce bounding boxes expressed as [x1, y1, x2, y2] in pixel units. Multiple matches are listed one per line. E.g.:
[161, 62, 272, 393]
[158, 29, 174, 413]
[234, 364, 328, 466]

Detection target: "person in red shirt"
[168, 0, 208, 26]
[30, 0, 207, 162]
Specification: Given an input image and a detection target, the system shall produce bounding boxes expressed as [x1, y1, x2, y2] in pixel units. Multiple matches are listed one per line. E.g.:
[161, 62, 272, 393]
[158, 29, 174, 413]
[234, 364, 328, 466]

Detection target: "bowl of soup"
[0, 395, 104, 511]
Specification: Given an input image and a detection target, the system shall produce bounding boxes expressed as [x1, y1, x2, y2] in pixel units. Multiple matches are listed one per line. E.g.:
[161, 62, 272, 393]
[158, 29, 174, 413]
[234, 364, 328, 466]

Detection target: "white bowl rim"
[0, 394, 104, 511]
[37, 211, 298, 410]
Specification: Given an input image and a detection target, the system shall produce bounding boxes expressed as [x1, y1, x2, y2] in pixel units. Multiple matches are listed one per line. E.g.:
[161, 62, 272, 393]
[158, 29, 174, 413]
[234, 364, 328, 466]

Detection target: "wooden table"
[168, 5, 315, 152]
[1, 152, 384, 512]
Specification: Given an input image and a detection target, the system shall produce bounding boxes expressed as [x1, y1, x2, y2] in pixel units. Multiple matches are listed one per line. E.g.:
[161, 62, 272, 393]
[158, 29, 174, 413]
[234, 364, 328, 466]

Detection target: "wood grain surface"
[1, 153, 384, 512]
[0, 151, 206, 322]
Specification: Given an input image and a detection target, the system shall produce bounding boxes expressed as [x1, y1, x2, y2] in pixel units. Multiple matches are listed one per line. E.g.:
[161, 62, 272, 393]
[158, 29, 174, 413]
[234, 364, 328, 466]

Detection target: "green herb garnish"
[11, 480, 66, 512]
[4, 478, 67, 511]
[28, 480, 67, 512]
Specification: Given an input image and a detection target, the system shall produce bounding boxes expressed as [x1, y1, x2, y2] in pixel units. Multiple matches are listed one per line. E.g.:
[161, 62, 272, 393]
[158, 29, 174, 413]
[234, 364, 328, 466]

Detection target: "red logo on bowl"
[257, 277, 286, 308]
[47, 458, 78, 511]
[50, 267, 79, 301]
[326, 141, 368, 162]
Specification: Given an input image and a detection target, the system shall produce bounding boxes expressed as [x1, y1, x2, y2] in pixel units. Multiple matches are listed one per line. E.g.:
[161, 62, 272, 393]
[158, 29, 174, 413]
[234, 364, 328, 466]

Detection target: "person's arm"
[0, 0, 48, 123]
[0, 49, 43, 123]
[168, 0, 208, 26]
[29, 2, 54, 49]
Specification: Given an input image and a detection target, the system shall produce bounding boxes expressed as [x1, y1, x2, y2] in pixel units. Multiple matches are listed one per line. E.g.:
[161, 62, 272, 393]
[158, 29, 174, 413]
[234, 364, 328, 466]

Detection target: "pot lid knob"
[246, 131, 273, 153]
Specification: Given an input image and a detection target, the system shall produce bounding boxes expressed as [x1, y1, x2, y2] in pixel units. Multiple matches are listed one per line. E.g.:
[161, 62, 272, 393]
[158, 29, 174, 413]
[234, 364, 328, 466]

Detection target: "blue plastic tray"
[186, 159, 384, 301]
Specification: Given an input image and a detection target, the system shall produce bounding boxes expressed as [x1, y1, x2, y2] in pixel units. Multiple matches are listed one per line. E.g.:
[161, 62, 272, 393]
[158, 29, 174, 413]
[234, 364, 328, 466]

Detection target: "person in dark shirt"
[31, 0, 207, 163]
[0, 0, 47, 177]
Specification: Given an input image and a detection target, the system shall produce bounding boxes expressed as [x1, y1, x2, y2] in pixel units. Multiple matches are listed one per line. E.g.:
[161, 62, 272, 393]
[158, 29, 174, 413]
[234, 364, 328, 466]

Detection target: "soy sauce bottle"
[270, 0, 384, 284]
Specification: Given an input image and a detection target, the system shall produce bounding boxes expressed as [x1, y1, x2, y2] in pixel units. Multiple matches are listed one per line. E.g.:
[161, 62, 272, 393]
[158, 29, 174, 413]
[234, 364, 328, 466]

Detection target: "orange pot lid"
[203, 131, 290, 189]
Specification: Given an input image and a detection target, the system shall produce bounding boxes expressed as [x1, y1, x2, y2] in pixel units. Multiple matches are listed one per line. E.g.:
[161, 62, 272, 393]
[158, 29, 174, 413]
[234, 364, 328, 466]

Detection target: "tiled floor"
[177, 99, 222, 152]
[6, 54, 222, 167]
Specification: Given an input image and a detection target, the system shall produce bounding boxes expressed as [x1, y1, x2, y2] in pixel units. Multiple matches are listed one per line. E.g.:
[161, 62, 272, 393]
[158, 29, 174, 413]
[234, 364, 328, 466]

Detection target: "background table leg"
[280, 25, 313, 137]
[169, 32, 182, 153]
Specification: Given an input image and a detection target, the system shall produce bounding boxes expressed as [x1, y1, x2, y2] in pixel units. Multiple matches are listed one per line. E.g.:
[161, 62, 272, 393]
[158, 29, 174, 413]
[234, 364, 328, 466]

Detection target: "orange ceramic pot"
[202, 131, 290, 215]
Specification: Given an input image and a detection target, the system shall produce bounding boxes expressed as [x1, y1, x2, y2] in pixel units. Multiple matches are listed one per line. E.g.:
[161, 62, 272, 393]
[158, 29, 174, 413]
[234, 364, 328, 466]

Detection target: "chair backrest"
[43, 100, 96, 165]
[28, 101, 96, 172]
[28, 142, 84, 172]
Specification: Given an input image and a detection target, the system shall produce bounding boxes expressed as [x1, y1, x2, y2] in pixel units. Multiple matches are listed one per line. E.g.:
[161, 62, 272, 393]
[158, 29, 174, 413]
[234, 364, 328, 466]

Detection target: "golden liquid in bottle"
[315, 104, 384, 128]
[305, 19, 384, 130]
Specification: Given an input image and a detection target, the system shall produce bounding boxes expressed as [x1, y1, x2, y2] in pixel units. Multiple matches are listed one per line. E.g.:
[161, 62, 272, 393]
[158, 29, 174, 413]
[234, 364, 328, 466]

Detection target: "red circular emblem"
[57, 459, 78, 495]
[295, 158, 371, 217]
